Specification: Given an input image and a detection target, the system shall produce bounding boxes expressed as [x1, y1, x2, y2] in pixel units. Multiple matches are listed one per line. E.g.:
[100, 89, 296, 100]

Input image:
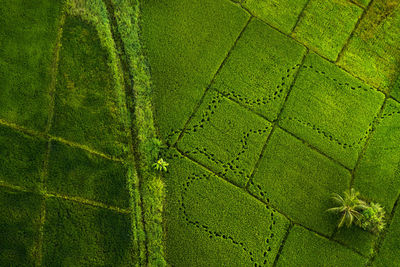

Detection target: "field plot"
[279, 53, 385, 169]
[162, 150, 289, 266]
[338, 0, 400, 92]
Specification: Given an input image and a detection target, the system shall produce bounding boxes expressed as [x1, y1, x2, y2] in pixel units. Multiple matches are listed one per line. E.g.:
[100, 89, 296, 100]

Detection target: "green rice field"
[1, 0, 400, 266]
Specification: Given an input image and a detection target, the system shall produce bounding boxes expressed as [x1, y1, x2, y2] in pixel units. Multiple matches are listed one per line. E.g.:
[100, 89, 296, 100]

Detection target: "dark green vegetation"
[47, 140, 131, 208]
[51, 15, 129, 158]
[0, 0, 165, 265]
[0, 125, 47, 191]
[0, 0, 63, 131]
[0, 188, 42, 266]
[141, 0, 400, 266]
[292, 0, 362, 61]
[2, 0, 400, 265]
[277, 226, 366, 266]
[42, 198, 133, 266]
[373, 207, 400, 266]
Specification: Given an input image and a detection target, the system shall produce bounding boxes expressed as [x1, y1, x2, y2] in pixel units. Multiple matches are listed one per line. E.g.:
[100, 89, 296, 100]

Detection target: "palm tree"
[327, 188, 368, 228]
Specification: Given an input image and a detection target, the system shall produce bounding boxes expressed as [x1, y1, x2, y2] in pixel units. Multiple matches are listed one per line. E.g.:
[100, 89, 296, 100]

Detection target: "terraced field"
[1, 0, 400, 266]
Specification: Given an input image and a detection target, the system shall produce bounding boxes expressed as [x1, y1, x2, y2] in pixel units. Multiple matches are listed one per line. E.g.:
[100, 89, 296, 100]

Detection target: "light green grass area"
[212, 18, 306, 121]
[353, 0, 372, 7]
[338, 0, 400, 92]
[333, 226, 377, 257]
[0, 125, 47, 191]
[47, 140, 131, 208]
[250, 128, 350, 236]
[141, 0, 249, 143]
[0, 0, 63, 131]
[354, 99, 400, 210]
[293, 0, 362, 61]
[42, 198, 134, 266]
[373, 208, 400, 266]
[177, 90, 272, 187]
[277, 226, 366, 266]
[0, 188, 42, 266]
[162, 149, 290, 266]
[279, 52, 385, 169]
[50, 15, 129, 158]
[241, 0, 309, 34]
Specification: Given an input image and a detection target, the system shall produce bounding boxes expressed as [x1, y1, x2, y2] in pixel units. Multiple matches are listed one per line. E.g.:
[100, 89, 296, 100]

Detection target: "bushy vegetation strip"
[107, 0, 166, 265]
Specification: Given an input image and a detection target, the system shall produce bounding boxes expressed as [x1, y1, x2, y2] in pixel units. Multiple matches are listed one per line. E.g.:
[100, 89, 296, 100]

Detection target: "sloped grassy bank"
[107, 0, 166, 265]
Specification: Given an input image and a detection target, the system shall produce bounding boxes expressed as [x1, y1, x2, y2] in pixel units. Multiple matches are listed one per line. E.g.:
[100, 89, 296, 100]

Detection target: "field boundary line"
[272, 223, 293, 267]
[246, 49, 309, 189]
[0, 118, 125, 163]
[0, 179, 130, 214]
[35, 6, 67, 265]
[367, 193, 400, 265]
[290, 0, 311, 34]
[335, 0, 373, 63]
[349, 98, 387, 188]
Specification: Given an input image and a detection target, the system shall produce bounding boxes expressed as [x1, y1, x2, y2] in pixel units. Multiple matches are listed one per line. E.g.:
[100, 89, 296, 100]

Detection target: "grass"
[373, 206, 400, 266]
[353, 99, 400, 210]
[0, 125, 47, 191]
[241, 0, 309, 34]
[250, 128, 350, 236]
[42, 197, 134, 266]
[141, 0, 250, 143]
[277, 225, 366, 266]
[177, 90, 272, 187]
[50, 15, 129, 158]
[0, 188, 43, 266]
[279, 52, 385, 169]
[292, 0, 362, 61]
[1, 0, 400, 265]
[47, 140, 131, 208]
[0, 0, 63, 132]
[337, 0, 400, 92]
[162, 149, 290, 266]
[212, 18, 307, 121]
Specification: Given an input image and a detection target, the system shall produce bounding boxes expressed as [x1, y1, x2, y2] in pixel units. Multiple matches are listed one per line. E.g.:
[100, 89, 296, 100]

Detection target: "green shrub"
[359, 202, 386, 234]
[328, 188, 386, 234]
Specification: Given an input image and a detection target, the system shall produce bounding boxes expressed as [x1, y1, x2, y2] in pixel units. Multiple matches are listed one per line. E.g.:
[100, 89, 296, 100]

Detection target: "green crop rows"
[142, 0, 400, 266]
[2, 0, 400, 266]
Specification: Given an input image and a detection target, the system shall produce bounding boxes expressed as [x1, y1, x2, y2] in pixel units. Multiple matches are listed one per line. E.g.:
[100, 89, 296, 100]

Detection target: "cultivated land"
[142, 0, 400, 266]
[1, 0, 400, 266]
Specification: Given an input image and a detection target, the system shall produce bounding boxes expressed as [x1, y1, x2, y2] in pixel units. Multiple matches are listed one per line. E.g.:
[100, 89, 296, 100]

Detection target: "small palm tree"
[327, 188, 368, 228]
[152, 158, 169, 172]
